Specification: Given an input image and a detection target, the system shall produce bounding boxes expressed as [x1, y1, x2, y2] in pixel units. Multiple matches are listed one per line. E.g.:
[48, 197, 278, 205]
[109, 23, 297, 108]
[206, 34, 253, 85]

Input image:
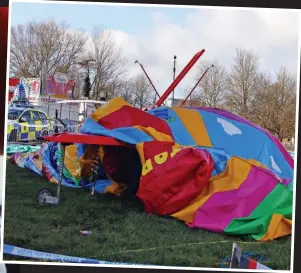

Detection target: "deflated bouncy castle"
[10, 97, 294, 242]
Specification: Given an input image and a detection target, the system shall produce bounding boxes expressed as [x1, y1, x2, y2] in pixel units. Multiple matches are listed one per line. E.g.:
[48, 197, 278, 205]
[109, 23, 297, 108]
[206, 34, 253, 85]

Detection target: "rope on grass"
[105, 240, 261, 256]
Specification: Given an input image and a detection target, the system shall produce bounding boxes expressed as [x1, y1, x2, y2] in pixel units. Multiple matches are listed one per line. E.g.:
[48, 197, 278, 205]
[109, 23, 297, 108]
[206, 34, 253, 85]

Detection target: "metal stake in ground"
[36, 142, 67, 205]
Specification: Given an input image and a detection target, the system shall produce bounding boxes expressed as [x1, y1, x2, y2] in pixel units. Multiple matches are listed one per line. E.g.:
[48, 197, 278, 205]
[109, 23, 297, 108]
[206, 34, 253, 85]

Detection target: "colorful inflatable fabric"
[7, 144, 41, 155]
[10, 98, 294, 241]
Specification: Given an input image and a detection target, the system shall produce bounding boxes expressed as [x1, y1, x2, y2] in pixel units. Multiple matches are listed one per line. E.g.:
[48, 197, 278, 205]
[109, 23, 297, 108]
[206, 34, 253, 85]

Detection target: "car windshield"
[8, 109, 23, 120]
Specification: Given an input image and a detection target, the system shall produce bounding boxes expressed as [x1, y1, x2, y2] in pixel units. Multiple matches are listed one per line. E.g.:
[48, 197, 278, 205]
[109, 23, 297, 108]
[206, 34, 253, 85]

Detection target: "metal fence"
[52, 119, 81, 133]
[40, 103, 80, 122]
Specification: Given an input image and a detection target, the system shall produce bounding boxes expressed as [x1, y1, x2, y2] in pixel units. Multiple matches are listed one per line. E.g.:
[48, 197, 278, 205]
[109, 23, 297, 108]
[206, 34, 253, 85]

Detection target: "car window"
[32, 111, 41, 121]
[8, 110, 23, 120]
[19, 111, 32, 123]
[38, 112, 47, 120]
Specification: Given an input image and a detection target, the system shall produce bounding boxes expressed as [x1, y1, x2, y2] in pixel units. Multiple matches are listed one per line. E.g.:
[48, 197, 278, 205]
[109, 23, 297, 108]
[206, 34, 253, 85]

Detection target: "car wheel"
[37, 188, 54, 205]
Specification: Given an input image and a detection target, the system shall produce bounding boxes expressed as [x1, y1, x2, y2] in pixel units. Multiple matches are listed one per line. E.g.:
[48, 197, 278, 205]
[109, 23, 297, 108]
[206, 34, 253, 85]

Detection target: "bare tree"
[116, 80, 136, 105]
[180, 85, 203, 107]
[10, 18, 87, 78]
[85, 27, 125, 100]
[116, 74, 153, 108]
[248, 72, 272, 122]
[192, 60, 228, 108]
[251, 67, 296, 141]
[226, 49, 260, 117]
[132, 74, 154, 108]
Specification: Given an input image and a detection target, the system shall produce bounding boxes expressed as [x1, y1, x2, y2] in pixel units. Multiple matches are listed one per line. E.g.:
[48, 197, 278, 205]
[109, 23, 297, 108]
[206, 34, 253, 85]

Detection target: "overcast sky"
[11, 2, 300, 99]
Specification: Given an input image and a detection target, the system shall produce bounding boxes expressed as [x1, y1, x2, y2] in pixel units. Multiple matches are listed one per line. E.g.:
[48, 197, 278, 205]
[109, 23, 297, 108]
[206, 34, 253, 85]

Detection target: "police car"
[7, 107, 52, 142]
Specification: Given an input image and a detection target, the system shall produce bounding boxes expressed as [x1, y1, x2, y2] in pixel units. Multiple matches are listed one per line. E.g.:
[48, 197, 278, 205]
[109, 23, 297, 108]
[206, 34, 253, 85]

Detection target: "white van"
[55, 100, 107, 122]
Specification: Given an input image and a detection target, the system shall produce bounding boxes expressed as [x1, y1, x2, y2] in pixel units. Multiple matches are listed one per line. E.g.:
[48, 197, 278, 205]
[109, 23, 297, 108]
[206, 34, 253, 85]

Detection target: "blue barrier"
[3, 244, 155, 266]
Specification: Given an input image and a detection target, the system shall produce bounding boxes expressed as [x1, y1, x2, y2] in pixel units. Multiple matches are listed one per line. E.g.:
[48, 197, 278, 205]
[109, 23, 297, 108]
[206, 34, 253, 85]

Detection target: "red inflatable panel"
[137, 146, 214, 215]
[41, 133, 126, 146]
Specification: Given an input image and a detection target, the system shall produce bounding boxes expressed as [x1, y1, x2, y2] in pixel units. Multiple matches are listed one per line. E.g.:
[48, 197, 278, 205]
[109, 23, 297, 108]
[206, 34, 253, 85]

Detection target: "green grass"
[4, 161, 291, 269]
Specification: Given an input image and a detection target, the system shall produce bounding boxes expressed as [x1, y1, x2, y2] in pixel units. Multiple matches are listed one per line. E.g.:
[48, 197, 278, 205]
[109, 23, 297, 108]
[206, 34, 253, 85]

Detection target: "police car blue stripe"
[21, 133, 28, 139]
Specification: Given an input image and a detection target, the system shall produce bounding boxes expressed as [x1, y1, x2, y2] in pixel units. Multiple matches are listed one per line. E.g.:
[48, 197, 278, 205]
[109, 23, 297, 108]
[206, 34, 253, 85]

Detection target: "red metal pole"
[154, 49, 205, 108]
[180, 64, 213, 107]
[135, 61, 164, 105]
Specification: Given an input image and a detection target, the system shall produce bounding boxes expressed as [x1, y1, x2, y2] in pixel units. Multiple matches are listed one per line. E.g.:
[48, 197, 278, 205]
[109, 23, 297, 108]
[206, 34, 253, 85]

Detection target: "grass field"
[4, 160, 291, 269]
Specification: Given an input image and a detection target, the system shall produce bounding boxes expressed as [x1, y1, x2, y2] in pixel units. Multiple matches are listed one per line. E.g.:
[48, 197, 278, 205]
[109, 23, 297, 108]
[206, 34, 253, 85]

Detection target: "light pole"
[172, 55, 177, 106]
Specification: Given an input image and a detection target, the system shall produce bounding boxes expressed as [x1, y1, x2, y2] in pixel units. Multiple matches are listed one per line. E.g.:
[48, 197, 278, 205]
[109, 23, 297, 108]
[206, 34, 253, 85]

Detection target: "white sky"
[109, 8, 300, 99]
[11, 2, 301, 99]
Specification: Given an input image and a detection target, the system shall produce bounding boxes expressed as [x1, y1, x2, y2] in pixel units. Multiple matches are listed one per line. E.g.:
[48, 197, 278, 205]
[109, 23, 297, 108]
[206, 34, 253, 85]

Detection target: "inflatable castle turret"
[9, 78, 30, 107]
[13, 78, 28, 100]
